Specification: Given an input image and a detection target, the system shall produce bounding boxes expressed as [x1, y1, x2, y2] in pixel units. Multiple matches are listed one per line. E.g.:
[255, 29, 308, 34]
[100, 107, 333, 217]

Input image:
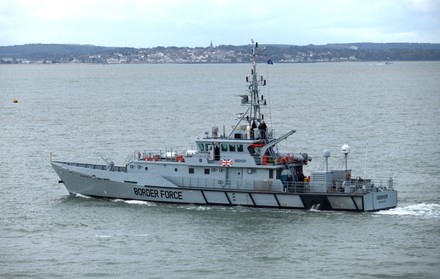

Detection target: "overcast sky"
[1, 0, 439, 47]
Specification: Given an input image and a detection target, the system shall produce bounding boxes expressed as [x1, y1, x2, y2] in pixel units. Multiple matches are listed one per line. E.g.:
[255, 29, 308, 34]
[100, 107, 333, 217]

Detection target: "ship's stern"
[363, 190, 398, 212]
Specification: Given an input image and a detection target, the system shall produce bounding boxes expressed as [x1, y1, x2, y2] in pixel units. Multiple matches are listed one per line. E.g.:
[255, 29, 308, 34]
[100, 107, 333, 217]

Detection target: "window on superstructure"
[204, 168, 210, 174]
[189, 168, 194, 174]
[198, 144, 205, 152]
[269, 169, 274, 179]
[229, 144, 235, 152]
[237, 144, 244, 152]
[221, 143, 228, 152]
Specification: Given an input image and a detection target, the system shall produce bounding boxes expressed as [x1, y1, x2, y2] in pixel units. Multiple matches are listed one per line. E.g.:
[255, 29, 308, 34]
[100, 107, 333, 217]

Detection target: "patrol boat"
[51, 42, 397, 212]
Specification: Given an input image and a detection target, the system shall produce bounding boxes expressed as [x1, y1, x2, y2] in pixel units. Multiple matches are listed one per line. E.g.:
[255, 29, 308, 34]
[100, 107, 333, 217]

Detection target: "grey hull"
[52, 162, 397, 212]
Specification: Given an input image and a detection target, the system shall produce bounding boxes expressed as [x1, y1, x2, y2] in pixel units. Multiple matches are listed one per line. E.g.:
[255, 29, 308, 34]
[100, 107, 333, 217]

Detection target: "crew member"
[251, 120, 257, 139]
[258, 120, 267, 139]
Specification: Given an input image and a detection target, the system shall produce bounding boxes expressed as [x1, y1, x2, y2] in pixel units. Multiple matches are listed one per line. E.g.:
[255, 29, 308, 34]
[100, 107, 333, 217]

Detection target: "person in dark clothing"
[297, 171, 305, 182]
[258, 120, 267, 139]
[252, 121, 257, 129]
[250, 121, 257, 139]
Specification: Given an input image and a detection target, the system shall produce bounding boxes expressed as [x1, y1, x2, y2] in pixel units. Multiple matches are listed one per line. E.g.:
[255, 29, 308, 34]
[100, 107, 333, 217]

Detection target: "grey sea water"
[1, 62, 439, 278]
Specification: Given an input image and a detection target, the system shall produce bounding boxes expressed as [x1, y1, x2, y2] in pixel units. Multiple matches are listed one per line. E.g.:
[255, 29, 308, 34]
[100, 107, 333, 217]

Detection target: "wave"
[71, 193, 156, 206]
[95, 233, 149, 239]
[111, 199, 156, 206]
[74, 193, 92, 199]
[376, 203, 440, 218]
[183, 205, 213, 211]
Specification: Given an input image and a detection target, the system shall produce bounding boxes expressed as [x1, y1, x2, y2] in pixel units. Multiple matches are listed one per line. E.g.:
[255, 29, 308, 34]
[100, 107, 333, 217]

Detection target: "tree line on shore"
[1, 42, 439, 63]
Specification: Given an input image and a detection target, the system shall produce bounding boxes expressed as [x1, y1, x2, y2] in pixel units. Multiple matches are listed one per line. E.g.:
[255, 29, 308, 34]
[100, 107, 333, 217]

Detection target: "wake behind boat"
[51, 42, 397, 212]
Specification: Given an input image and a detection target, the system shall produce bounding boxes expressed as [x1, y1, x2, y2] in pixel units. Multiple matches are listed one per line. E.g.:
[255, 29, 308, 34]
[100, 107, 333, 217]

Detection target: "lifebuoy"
[346, 173, 351, 180]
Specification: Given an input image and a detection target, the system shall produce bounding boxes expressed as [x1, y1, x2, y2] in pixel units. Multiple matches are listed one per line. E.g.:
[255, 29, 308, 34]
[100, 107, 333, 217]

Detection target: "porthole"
[130, 165, 134, 169]
[145, 167, 148, 171]
[137, 165, 141, 169]
[175, 168, 178, 172]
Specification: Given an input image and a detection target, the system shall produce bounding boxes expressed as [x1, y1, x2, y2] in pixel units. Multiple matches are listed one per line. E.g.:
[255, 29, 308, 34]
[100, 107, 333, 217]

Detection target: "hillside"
[1, 42, 439, 64]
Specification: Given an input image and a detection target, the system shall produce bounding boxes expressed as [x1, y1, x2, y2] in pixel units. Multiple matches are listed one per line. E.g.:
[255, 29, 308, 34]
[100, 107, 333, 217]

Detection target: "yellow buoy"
[13, 98, 18, 103]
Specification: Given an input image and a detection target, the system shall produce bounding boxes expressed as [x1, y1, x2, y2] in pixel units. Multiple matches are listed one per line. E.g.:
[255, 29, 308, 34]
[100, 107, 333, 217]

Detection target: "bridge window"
[198, 144, 205, 152]
[229, 144, 235, 152]
[237, 144, 244, 152]
[221, 143, 228, 152]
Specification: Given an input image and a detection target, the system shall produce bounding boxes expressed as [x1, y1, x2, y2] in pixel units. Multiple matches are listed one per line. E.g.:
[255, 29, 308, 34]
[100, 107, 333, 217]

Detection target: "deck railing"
[56, 161, 126, 172]
[165, 176, 284, 192]
[286, 182, 309, 193]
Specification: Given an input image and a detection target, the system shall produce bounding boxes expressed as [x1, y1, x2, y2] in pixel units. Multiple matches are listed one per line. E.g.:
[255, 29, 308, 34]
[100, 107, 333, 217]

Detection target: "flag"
[221, 159, 233, 167]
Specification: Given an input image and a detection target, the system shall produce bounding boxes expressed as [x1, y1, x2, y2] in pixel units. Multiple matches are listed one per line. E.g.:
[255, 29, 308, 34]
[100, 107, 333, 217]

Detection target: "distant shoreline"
[1, 43, 439, 64]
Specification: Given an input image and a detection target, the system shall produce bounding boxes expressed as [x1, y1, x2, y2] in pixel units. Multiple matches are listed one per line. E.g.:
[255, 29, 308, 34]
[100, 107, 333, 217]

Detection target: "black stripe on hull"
[273, 194, 281, 207]
[224, 192, 232, 205]
[200, 190, 208, 204]
[299, 195, 332, 210]
[351, 196, 359, 210]
[248, 193, 256, 206]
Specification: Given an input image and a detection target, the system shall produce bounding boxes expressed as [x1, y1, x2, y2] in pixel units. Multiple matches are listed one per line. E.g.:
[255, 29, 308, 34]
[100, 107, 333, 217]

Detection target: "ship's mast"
[247, 41, 266, 125]
[229, 41, 268, 139]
